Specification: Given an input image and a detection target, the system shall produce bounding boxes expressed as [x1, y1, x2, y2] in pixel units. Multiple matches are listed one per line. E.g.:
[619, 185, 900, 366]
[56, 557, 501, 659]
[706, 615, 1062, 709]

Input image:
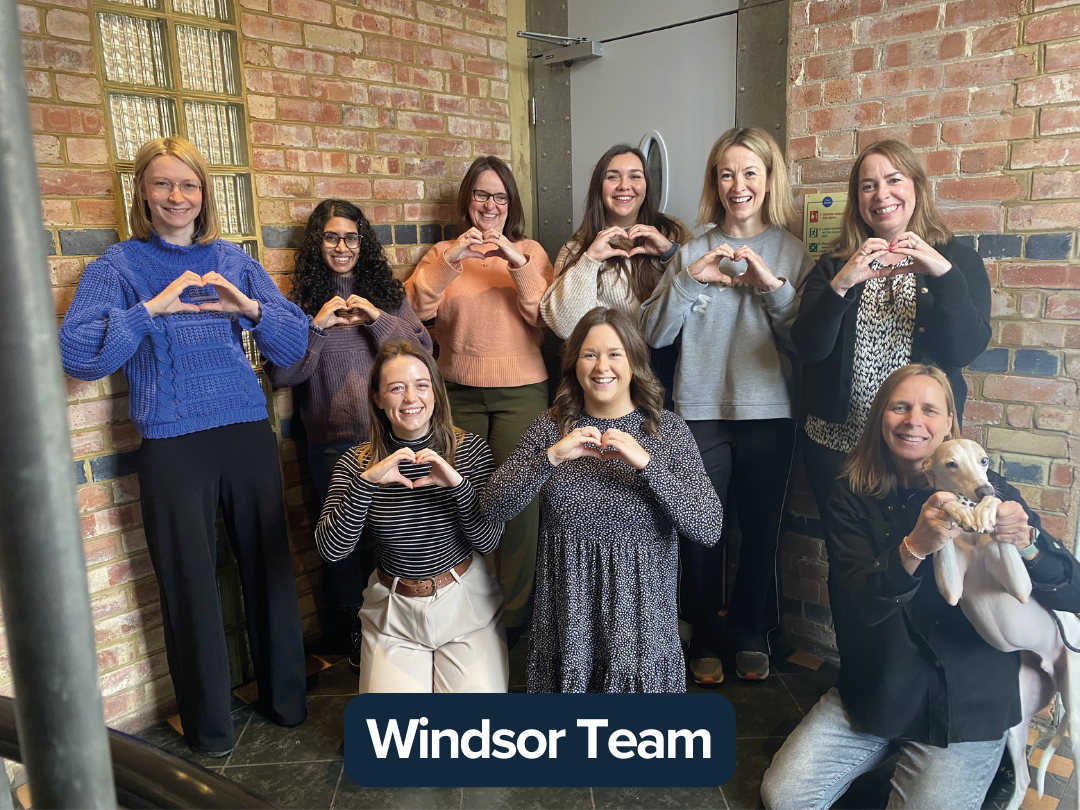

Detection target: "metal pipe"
[0, 4, 117, 807]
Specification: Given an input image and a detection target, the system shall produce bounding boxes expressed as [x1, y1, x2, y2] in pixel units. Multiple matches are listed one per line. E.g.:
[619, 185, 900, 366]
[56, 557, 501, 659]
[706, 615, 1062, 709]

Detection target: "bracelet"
[901, 536, 926, 561]
[660, 242, 679, 262]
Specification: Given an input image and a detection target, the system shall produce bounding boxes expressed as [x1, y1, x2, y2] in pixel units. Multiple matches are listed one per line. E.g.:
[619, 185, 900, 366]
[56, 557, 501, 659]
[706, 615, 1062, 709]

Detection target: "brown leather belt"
[377, 556, 472, 597]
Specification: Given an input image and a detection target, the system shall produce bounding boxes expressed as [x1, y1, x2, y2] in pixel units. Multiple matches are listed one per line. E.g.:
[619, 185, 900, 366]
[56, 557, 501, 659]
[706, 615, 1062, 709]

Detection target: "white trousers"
[357, 552, 509, 693]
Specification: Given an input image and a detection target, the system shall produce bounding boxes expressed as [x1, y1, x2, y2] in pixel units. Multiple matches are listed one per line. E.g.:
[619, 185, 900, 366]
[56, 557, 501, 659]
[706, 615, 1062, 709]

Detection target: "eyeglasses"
[471, 190, 510, 205]
[322, 232, 361, 249]
[147, 179, 202, 197]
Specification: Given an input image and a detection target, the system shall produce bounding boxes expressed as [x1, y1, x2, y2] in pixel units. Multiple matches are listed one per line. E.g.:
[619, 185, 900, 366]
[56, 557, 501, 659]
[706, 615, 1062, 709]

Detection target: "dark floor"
[122, 639, 1075, 810]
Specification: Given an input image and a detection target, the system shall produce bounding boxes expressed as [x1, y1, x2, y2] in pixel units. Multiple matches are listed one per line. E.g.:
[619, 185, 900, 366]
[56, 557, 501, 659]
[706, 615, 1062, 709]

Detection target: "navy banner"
[345, 693, 735, 787]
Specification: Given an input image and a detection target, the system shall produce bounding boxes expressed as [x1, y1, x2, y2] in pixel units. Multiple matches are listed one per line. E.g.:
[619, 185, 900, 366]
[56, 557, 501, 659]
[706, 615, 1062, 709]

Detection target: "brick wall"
[782, 0, 1080, 652]
[19, 0, 515, 733]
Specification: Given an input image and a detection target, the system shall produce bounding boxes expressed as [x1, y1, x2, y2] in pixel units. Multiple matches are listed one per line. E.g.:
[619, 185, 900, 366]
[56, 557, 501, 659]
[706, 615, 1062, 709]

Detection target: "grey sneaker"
[689, 657, 725, 686]
[736, 651, 770, 681]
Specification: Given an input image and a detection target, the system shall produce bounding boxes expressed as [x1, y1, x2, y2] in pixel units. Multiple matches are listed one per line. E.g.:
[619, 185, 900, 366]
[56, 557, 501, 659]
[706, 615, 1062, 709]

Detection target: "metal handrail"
[0, 698, 275, 809]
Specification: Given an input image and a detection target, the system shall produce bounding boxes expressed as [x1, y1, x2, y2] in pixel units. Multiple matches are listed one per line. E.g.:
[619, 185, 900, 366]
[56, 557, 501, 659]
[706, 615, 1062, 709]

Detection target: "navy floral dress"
[481, 408, 723, 693]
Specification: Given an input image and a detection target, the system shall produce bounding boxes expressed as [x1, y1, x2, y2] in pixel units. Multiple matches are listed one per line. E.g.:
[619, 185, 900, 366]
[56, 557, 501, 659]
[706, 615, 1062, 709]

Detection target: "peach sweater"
[405, 238, 553, 388]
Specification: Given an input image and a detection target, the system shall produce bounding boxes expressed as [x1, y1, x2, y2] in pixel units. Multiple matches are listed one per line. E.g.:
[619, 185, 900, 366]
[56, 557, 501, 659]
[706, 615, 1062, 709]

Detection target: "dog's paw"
[973, 496, 1001, 534]
[943, 501, 978, 532]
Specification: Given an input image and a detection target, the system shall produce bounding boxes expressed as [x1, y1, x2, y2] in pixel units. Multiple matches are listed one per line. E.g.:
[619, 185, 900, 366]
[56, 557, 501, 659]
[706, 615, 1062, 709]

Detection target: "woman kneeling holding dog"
[761, 364, 1080, 810]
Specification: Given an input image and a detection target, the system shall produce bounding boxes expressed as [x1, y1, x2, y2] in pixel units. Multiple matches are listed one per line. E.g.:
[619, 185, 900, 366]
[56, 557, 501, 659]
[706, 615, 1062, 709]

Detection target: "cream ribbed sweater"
[539, 242, 638, 339]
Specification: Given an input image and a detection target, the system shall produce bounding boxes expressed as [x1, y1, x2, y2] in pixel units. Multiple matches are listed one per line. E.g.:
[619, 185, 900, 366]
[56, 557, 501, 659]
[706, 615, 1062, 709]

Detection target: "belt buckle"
[417, 576, 437, 597]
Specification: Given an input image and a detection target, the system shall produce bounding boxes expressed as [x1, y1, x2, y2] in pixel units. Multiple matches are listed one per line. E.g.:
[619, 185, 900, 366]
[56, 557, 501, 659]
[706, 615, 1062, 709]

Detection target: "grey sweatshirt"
[639, 224, 814, 421]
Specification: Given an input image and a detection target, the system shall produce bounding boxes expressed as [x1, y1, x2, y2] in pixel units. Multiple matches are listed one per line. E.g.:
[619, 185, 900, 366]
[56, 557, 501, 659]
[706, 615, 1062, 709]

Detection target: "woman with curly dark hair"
[269, 198, 431, 664]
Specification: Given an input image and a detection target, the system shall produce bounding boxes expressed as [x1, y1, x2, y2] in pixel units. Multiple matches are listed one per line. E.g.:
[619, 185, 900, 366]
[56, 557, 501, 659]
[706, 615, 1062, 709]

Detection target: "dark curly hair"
[289, 199, 404, 317]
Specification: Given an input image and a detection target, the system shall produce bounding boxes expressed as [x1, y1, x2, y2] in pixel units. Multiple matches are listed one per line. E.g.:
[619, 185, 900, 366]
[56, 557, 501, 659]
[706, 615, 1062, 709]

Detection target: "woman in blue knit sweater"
[59, 137, 309, 757]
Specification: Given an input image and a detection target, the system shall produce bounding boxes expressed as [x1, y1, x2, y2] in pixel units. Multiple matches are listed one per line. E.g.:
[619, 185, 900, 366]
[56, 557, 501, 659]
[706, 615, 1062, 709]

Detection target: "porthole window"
[639, 131, 669, 213]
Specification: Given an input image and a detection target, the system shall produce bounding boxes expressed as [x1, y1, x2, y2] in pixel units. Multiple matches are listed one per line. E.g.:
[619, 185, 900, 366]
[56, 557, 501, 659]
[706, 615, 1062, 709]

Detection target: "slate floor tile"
[462, 786, 594, 809]
[591, 786, 725, 809]
[229, 694, 350, 766]
[223, 760, 342, 809]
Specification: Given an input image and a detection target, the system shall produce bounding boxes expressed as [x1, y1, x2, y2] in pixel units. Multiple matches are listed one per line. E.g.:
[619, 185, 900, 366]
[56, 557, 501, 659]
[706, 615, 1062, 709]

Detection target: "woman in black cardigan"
[791, 140, 991, 516]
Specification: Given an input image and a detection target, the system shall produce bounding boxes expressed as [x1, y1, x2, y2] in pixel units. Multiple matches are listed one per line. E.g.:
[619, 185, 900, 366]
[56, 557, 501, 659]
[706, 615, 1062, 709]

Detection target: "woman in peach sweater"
[405, 155, 553, 645]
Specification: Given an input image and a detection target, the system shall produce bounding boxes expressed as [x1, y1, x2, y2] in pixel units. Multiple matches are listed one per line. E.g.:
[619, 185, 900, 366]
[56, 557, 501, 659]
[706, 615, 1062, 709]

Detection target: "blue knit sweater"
[60, 232, 308, 439]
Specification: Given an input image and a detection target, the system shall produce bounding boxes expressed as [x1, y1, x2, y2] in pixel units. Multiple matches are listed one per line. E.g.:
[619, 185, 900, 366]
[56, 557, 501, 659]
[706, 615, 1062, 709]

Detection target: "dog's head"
[920, 439, 996, 502]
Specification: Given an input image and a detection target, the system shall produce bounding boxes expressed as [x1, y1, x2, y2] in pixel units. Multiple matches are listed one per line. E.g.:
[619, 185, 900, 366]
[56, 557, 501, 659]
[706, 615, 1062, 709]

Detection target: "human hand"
[597, 428, 651, 470]
[143, 271, 205, 317]
[732, 245, 784, 292]
[443, 227, 488, 265]
[197, 272, 261, 322]
[905, 492, 961, 559]
[337, 294, 380, 325]
[886, 232, 951, 277]
[313, 296, 351, 330]
[990, 501, 1035, 551]
[412, 449, 463, 488]
[547, 426, 604, 466]
[686, 243, 738, 286]
[359, 447, 417, 488]
[830, 238, 902, 296]
[625, 224, 673, 258]
[481, 229, 527, 268]
[584, 226, 631, 262]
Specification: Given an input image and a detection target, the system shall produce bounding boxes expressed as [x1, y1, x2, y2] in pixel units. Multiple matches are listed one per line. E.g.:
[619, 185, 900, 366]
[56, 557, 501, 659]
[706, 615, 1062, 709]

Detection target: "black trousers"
[139, 420, 307, 752]
[682, 418, 797, 654]
[800, 429, 849, 522]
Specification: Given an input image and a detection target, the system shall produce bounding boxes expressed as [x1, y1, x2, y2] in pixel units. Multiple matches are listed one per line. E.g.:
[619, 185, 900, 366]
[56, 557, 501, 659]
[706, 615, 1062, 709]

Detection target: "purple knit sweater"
[59, 232, 308, 439]
[267, 274, 432, 444]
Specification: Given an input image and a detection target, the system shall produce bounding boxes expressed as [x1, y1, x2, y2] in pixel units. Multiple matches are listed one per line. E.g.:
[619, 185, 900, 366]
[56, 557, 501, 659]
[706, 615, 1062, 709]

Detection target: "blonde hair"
[697, 127, 797, 230]
[844, 364, 961, 498]
[830, 140, 952, 258]
[129, 137, 220, 246]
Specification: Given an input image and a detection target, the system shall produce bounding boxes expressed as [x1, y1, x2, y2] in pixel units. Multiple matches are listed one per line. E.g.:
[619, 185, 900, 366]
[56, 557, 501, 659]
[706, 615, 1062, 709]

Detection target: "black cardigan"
[824, 471, 1080, 745]
[792, 240, 991, 423]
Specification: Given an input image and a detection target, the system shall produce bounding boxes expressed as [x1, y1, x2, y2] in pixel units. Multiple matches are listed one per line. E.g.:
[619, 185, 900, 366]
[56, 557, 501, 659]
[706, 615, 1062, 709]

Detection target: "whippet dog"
[924, 438, 1079, 810]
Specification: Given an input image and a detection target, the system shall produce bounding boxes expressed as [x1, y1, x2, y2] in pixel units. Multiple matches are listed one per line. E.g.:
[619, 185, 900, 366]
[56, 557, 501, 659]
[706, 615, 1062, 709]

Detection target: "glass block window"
[95, 0, 255, 247]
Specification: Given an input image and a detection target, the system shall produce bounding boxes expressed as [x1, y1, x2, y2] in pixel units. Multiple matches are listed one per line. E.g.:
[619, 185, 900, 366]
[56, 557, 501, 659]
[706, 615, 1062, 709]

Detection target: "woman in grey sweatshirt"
[640, 127, 813, 685]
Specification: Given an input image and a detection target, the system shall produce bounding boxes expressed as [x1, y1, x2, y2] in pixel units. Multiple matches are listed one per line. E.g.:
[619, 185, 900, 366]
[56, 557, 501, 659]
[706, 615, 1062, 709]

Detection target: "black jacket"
[792, 240, 991, 423]
[824, 471, 1080, 746]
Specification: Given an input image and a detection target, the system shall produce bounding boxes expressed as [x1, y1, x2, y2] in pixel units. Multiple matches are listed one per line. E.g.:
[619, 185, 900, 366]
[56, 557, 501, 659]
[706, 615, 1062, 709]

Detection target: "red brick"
[1000, 321, 1073, 346]
[469, 98, 508, 120]
[19, 4, 38, 33]
[943, 53, 1037, 87]
[309, 78, 369, 104]
[1050, 463, 1073, 488]
[343, 105, 391, 129]
[83, 536, 119, 567]
[1032, 170, 1080, 200]
[312, 177, 372, 199]
[366, 36, 414, 62]
[423, 92, 468, 115]
[852, 47, 874, 73]
[465, 55, 507, 80]
[823, 51, 853, 80]
[1041, 106, 1080, 137]
[1018, 74, 1080, 108]
[1039, 514, 1069, 539]
[244, 40, 271, 66]
[53, 286, 76, 315]
[269, 0, 331, 23]
[942, 111, 1034, 145]
[788, 136, 816, 161]
[240, 13, 302, 44]
[1026, 7, 1080, 43]
[940, 205, 1003, 233]
[425, 137, 470, 157]
[78, 199, 118, 225]
[254, 174, 312, 198]
[373, 179, 423, 200]
[790, 28, 815, 59]
[395, 66, 444, 90]
[68, 399, 130, 433]
[70, 430, 103, 456]
[395, 111, 444, 132]
[860, 123, 938, 152]
[443, 29, 487, 54]
[447, 116, 490, 139]
[971, 22, 1017, 55]
[314, 126, 369, 150]
[465, 11, 504, 37]
[51, 256, 82, 286]
[984, 375, 1077, 405]
[81, 505, 141, 540]
[417, 0, 462, 27]
[417, 45, 463, 71]
[270, 45, 334, 74]
[936, 176, 1024, 202]
[816, 21, 853, 50]
[109, 423, 141, 451]
[22, 40, 94, 73]
[923, 149, 958, 176]
[960, 144, 1007, 174]
[402, 202, 450, 221]
[471, 140, 511, 160]
[46, 8, 90, 40]
[24, 70, 50, 99]
[30, 103, 103, 135]
[945, 0, 1024, 26]
[38, 168, 113, 197]
[303, 23, 363, 53]
[250, 122, 313, 147]
[808, 103, 860, 133]
[800, 159, 853, 184]
[284, 149, 322, 172]
[391, 18, 440, 44]
[337, 7, 390, 34]
[374, 133, 424, 154]
[884, 41, 908, 69]
[278, 99, 341, 124]
[939, 31, 966, 60]
[1005, 403, 1033, 427]
[964, 400, 1003, 426]
[364, 203, 403, 223]
[364, 0, 414, 16]
[1013, 137, 1080, 169]
[1046, 41, 1080, 74]
[78, 483, 110, 512]
[34, 135, 61, 164]
[402, 158, 447, 178]
[822, 78, 855, 104]
[1047, 292, 1080, 320]
[858, 7, 937, 41]
[790, 84, 822, 113]
[818, 132, 853, 158]
[244, 68, 308, 96]
[1036, 405, 1080, 432]
[112, 476, 140, 505]
[336, 56, 395, 83]
[970, 84, 1015, 114]
[1008, 202, 1080, 231]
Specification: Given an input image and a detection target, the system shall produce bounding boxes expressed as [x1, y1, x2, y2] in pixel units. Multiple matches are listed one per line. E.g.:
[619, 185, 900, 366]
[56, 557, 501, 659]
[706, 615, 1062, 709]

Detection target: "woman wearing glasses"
[59, 137, 308, 757]
[269, 199, 431, 665]
[405, 155, 553, 645]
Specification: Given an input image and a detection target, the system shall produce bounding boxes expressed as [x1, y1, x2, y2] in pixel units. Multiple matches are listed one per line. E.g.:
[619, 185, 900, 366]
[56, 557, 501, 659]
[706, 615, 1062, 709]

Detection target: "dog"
[924, 439, 1079, 810]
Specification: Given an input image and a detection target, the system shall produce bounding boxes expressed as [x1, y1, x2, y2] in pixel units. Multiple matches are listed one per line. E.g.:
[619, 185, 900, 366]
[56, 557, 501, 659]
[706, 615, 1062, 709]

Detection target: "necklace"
[867, 254, 914, 272]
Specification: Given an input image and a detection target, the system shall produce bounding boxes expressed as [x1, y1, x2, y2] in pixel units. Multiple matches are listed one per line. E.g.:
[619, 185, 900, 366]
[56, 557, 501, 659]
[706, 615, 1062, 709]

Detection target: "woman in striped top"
[315, 340, 507, 692]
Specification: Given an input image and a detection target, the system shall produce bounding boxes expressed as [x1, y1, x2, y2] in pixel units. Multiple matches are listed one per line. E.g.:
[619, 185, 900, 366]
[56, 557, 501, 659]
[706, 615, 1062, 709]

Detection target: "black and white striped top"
[315, 428, 503, 578]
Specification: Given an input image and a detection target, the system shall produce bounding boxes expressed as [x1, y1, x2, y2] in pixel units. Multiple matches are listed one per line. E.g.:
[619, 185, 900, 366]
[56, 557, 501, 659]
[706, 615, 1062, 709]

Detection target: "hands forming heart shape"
[359, 446, 463, 489]
[144, 270, 261, 321]
[445, 227, 528, 269]
[311, 295, 381, 330]
[686, 243, 784, 292]
[547, 426, 651, 471]
[585, 224, 675, 264]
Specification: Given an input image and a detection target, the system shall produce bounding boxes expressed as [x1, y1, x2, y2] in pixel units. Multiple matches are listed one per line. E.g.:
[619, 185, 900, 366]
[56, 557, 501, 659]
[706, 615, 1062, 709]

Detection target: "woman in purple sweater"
[268, 199, 431, 665]
[59, 137, 308, 757]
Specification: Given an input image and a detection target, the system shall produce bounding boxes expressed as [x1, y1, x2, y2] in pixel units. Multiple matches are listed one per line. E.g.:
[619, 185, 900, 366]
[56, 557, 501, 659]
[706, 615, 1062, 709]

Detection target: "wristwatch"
[1018, 526, 1040, 559]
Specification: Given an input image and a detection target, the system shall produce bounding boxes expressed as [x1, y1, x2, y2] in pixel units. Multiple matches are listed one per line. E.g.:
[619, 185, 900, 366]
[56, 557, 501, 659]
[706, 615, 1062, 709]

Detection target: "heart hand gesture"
[626, 224, 673, 258]
[412, 449, 463, 488]
[597, 428, 651, 470]
[481, 229, 527, 269]
[196, 272, 261, 322]
[547, 426, 604, 466]
[314, 296, 351, 330]
[444, 228, 488, 265]
[686, 244, 737, 286]
[360, 447, 418, 489]
[731, 245, 784, 292]
[585, 226, 632, 262]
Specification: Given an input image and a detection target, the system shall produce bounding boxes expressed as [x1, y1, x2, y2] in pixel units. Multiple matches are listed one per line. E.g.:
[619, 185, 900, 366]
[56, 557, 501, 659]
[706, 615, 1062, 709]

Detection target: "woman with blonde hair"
[761, 363, 1080, 809]
[59, 136, 309, 756]
[405, 155, 552, 646]
[641, 127, 814, 684]
[792, 139, 991, 520]
[482, 308, 722, 693]
[316, 341, 506, 693]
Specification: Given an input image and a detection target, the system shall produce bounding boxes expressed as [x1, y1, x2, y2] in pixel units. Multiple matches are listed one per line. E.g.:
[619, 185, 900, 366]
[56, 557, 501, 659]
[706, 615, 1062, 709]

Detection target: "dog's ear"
[920, 456, 936, 489]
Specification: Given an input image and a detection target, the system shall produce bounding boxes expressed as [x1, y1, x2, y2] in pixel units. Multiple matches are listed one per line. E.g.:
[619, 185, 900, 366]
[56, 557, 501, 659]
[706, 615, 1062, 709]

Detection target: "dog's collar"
[952, 492, 977, 508]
